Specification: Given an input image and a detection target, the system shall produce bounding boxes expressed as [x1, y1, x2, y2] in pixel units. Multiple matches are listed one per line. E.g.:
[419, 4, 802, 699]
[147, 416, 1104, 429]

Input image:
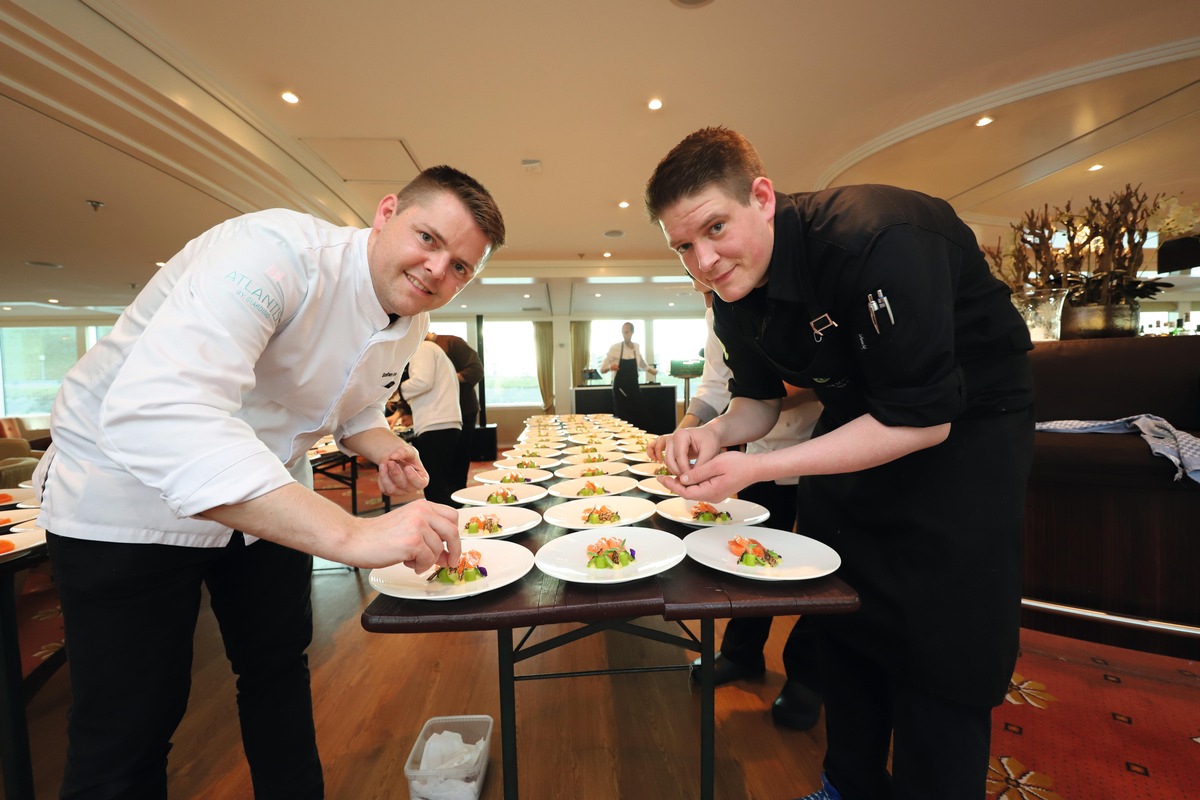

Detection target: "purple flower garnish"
[629, 549, 636, 558]
[478, 566, 488, 577]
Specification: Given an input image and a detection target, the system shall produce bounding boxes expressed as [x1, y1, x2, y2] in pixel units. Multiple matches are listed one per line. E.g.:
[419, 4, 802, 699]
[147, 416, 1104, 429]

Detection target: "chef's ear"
[749, 176, 775, 219]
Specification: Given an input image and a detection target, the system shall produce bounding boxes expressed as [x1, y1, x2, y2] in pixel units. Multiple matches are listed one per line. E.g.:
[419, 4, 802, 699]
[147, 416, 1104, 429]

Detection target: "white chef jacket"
[400, 340, 462, 436]
[687, 308, 821, 486]
[35, 208, 426, 547]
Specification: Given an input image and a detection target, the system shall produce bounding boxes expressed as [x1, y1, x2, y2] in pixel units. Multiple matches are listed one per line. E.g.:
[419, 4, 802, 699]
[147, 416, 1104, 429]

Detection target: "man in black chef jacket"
[645, 127, 1034, 800]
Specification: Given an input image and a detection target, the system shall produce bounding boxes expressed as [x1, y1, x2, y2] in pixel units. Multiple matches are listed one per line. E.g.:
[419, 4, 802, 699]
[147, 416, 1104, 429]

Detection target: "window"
[650, 317, 709, 393]
[0, 323, 117, 415]
[480, 320, 541, 405]
[428, 320, 469, 342]
[0, 326, 78, 415]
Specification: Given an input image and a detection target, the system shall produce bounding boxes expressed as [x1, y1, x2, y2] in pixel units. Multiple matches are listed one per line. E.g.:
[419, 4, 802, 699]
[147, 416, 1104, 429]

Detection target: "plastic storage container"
[404, 715, 493, 800]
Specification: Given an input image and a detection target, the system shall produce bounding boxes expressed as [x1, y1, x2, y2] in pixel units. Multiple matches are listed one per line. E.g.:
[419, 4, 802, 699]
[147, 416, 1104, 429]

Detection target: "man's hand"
[376, 440, 430, 496]
[658, 450, 753, 502]
[353, 500, 461, 572]
[647, 426, 722, 478]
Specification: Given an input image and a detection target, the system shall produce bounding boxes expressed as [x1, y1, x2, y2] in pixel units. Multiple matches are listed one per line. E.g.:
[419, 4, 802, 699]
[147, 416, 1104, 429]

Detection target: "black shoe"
[771, 680, 823, 731]
[689, 651, 766, 686]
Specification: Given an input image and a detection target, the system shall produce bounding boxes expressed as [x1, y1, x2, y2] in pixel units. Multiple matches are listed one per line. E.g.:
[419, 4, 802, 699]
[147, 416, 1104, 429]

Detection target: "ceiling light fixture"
[648, 98, 663, 111]
[281, 91, 300, 104]
[668, 302, 675, 307]
[975, 116, 994, 127]
[24, 260, 63, 269]
[1088, 164, 1104, 172]
[670, 0, 715, 8]
[603, 252, 612, 258]
[523, 293, 531, 299]
[604, 230, 624, 238]
[594, 293, 602, 298]
[618, 201, 630, 209]
[1, 307, 11, 311]
[48, 298, 59, 304]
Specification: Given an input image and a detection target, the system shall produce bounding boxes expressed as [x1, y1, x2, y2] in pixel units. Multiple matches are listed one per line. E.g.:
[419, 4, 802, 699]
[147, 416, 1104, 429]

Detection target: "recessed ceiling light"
[460, 303, 468, 308]
[156, 262, 167, 268]
[1088, 164, 1104, 172]
[668, 302, 675, 307]
[975, 116, 994, 127]
[604, 230, 624, 238]
[618, 201, 630, 209]
[603, 252, 612, 258]
[648, 98, 663, 111]
[281, 91, 300, 104]
[523, 293, 531, 299]
[670, 0, 715, 8]
[48, 298, 59, 304]
[594, 293, 602, 298]
[24, 260, 63, 269]
[1, 307, 11, 311]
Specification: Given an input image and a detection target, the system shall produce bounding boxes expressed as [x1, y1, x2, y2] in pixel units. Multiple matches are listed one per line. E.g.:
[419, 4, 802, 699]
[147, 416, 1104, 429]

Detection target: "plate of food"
[619, 451, 654, 463]
[558, 452, 626, 466]
[637, 476, 676, 497]
[0, 488, 36, 509]
[501, 446, 563, 460]
[451, 483, 548, 507]
[0, 508, 41, 529]
[456, 506, 541, 540]
[682, 526, 840, 581]
[368, 539, 535, 601]
[626, 461, 673, 478]
[493, 456, 561, 470]
[0, 526, 47, 564]
[472, 468, 554, 485]
[548, 475, 639, 499]
[553, 461, 629, 480]
[566, 433, 615, 445]
[560, 441, 621, 455]
[541, 496, 656, 530]
[534, 527, 687, 584]
[654, 497, 769, 528]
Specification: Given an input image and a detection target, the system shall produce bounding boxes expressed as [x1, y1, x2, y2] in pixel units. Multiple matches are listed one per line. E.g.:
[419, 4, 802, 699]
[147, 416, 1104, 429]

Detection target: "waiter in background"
[600, 321, 656, 426]
[432, 331, 483, 489]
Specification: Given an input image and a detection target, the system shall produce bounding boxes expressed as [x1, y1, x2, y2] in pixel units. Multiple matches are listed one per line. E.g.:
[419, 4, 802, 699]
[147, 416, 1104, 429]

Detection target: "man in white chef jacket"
[34, 166, 505, 799]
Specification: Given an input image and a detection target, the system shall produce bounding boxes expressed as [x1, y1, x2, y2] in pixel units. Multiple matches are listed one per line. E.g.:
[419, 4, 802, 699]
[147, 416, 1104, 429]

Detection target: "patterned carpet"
[988, 628, 1200, 799]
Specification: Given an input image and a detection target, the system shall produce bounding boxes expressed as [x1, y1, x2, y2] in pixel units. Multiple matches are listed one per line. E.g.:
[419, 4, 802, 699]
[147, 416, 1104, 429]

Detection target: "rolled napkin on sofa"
[1036, 414, 1200, 484]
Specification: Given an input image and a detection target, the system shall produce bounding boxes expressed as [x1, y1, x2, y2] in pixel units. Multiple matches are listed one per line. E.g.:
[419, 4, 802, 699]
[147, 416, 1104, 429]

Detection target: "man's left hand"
[377, 441, 430, 495]
[658, 450, 752, 502]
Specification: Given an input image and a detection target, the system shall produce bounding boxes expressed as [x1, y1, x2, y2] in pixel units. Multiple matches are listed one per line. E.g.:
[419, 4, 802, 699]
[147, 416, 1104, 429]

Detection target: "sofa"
[1021, 335, 1200, 658]
[0, 437, 43, 489]
[0, 415, 51, 450]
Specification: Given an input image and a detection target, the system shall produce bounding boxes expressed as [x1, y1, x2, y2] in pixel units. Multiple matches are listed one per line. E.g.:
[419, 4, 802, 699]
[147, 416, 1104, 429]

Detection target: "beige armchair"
[0, 437, 42, 489]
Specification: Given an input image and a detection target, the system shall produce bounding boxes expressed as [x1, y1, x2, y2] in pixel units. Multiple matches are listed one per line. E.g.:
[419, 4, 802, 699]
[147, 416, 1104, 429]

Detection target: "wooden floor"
[17, 562, 827, 799]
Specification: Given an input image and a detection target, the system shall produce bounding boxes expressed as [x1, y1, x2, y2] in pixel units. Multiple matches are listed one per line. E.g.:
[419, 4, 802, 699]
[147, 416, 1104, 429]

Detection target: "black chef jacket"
[712, 185, 1035, 707]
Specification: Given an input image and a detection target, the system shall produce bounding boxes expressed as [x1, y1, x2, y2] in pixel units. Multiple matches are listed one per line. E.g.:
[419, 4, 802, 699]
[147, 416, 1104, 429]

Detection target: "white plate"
[493, 456, 561, 470]
[368, 539, 535, 601]
[0, 488, 36, 508]
[534, 527, 687, 584]
[457, 506, 542, 540]
[626, 461, 674, 478]
[654, 497, 769, 528]
[18, 481, 33, 489]
[559, 452, 626, 466]
[451, 483, 548, 507]
[472, 468, 554, 485]
[0, 526, 47, 564]
[683, 527, 841, 581]
[637, 476, 677, 497]
[517, 435, 564, 446]
[617, 436, 658, 447]
[548, 475, 639, 499]
[619, 451, 654, 463]
[542, 496, 657, 530]
[0, 508, 41, 529]
[567, 433, 615, 445]
[502, 447, 562, 459]
[560, 442, 621, 455]
[553, 461, 629, 479]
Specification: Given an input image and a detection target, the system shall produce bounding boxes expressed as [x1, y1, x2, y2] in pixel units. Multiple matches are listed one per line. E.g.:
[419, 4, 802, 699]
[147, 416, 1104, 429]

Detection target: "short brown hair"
[396, 165, 506, 254]
[644, 127, 767, 223]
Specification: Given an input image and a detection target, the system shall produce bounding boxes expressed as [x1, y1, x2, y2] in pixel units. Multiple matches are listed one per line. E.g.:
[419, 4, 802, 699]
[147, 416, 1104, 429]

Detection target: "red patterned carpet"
[988, 628, 1200, 799]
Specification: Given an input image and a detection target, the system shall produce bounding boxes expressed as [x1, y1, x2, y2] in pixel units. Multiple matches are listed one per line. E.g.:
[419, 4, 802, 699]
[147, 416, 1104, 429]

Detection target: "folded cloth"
[1036, 414, 1200, 484]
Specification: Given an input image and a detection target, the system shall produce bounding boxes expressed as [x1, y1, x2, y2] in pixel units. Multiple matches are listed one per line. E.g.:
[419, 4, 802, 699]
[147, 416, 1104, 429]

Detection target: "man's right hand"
[354, 500, 461, 573]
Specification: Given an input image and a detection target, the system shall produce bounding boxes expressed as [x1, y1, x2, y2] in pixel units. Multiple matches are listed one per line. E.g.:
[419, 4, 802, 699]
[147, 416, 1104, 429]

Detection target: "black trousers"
[46, 532, 323, 800]
[719, 479, 819, 686]
[451, 412, 478, 491]
[412, 427, 461, 506]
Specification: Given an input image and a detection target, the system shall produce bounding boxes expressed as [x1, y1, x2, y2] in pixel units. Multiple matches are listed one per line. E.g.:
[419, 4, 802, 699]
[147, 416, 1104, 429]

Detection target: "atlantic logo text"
[224, 272, 284, 323]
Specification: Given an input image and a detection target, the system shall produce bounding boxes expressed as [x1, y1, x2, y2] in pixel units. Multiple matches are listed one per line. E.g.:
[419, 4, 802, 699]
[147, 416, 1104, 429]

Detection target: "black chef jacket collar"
[762, 192, 807, 305]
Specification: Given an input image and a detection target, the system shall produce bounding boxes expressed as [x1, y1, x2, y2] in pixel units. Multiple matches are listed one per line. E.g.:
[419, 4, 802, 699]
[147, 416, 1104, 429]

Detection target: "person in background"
[432, 332, 483, 489]
[646, 127, 1034, 800]
[401, 332, 463, 506]
[34, 165, 504, 799]
[681, 287, 825, 730]
[600, 321, 656, 426]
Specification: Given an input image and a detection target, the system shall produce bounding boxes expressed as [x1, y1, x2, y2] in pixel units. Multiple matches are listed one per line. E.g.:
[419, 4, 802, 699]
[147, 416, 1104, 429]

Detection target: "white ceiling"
[2, 0, 1200, 323]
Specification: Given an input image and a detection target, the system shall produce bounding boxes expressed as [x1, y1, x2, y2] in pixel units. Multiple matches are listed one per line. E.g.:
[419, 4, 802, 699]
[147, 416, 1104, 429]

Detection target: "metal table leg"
[699, 616, 714, 800]
[496, 628, 518, 799]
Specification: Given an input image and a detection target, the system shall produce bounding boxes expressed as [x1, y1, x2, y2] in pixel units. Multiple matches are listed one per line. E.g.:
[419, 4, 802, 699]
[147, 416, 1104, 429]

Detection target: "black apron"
[612, 345, 641, 425]
[749, 265, 1028, 708]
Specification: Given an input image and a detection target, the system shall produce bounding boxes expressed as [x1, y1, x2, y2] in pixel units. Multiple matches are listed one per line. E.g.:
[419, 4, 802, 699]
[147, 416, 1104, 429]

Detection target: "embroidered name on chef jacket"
[224, 271, 284, 324]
